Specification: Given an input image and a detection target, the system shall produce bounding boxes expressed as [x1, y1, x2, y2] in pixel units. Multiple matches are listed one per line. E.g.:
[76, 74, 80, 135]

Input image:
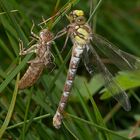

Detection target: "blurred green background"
[0, 0, 140, 139]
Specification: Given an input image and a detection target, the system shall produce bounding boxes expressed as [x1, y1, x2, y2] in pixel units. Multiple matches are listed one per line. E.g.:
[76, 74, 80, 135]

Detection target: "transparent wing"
[89, 45, 131, 111]
[82, 46, 94, 75]
[92, 34, 140, 70]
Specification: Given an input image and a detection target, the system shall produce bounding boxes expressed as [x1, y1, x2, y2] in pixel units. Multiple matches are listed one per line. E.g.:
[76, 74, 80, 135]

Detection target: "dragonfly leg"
[30, 21, 39, 40]
[27, 37, 38, 46]
[19, 40, 38, 56]
[61, 32, 70, 53]
[54, 28, 67, 40]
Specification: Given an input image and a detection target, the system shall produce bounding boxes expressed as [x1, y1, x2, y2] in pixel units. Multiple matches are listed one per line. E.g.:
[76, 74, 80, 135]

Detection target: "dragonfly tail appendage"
[53, 46, 84, 129]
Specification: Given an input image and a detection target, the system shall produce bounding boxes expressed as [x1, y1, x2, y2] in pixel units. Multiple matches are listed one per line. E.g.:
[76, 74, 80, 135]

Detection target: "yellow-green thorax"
[74, 26, 90, 44]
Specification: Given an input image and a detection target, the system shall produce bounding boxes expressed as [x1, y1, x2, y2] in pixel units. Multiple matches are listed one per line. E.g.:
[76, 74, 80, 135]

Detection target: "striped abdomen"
[18, 61, 45, 89]
[53, 45, 85, 129]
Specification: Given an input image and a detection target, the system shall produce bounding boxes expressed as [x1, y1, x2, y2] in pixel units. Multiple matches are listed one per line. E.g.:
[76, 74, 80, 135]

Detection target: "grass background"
[0, 0, 140, 139]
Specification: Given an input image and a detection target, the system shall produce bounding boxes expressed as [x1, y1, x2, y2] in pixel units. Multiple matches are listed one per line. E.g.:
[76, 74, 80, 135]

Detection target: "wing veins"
[89, 45, 131, 111]
[92, 34, 140, 70]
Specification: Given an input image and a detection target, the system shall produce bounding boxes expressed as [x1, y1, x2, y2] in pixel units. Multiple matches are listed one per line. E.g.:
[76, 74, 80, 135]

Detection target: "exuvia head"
[39, 29, 53, 42]
[67, 10, 86, 25]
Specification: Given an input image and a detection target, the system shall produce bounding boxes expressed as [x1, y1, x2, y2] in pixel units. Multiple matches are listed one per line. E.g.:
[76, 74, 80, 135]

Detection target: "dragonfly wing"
[118, 50, 140, 69]
[89, 45, 131, 111]
[82, 45, 94, 75]
[92, 34, 140, 70]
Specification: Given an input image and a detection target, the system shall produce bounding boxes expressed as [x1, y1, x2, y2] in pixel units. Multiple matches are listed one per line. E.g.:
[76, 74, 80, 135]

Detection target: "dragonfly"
[18, 24, 54, 89]
[53, 10, 140, 129]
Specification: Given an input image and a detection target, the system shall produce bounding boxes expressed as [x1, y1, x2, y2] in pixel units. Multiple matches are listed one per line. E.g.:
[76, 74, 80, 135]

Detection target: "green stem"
[87, 0, 103, 23]
[7, 114, 51, 130]
[63, 122, 79, 140]
[0, 73, 20, 139]
[67, 113, 130, 140]
[20, 88, 33, 140]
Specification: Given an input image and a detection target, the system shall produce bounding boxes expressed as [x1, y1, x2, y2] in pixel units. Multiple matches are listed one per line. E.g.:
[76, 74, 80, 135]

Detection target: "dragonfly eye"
[68, 10, 85, 23]
[75, 16, 86, 25]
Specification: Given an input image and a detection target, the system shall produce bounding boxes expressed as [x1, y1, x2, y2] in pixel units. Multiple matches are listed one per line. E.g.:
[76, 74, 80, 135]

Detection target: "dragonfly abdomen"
[18, 62, 44, 89]
[53, 45, 85, 129]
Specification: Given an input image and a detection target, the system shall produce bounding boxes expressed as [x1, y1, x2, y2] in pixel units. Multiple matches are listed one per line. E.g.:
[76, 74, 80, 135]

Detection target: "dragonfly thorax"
[74, 30, 89, 45]
[39, 29, 53, 43]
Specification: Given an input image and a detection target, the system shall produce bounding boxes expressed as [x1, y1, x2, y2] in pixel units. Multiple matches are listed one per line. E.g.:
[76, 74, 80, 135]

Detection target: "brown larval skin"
[18, 29, 53, 89]
[18, 61, 45, 89]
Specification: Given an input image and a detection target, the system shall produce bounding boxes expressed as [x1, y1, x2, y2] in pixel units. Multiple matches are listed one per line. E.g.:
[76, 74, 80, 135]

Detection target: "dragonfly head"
[68, 10, 86, 25]
[39, 29, 53, 42]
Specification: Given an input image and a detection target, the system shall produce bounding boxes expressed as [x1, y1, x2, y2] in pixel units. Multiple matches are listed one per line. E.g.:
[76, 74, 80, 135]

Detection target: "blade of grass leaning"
[132, 91, 140, 103]
[31, 89, 54, 114]
[48, 48, 72, 91]
[64, 104, 95, 140]
[87, 0, 103, 23]
[7, 113, 51, 130]
[0, 9, 18, 15]
[0, 54, 31, 93]
[0, 72, 20, 139]
[7, 32, 19, 56]
[24, 106, 41, 133]
[74, 88, 107, 139]
[89, 0, 98, 31]
[104, 102, 121, 123]
[84, 82, 112, 140]
[0, 38, 15, 60]
[53, 42, 67, 72]
[7, 0, 31, 27]
[0, 0, 28, 43]
[75, 87, 93, 122]
[67, 114, 130, 140]
[40, 0, 80, 28]
[20, 87, 33, 140]
[63, 122, 79, 140]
